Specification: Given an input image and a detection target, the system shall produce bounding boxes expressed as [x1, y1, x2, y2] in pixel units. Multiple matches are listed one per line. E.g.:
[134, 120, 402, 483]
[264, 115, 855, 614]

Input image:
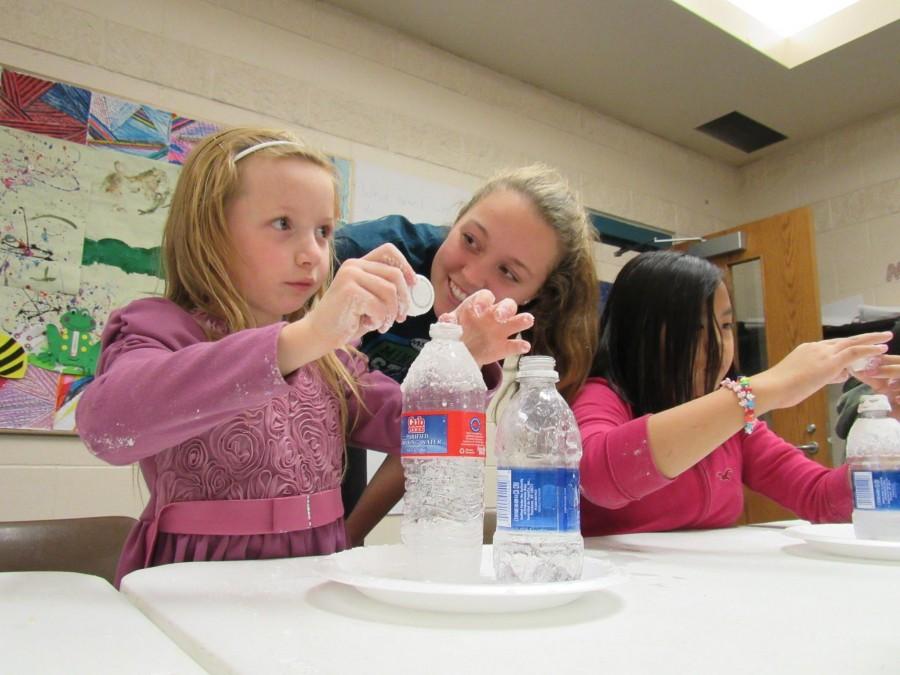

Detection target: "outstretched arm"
[646, 332, 891, 478]
[577, 332, 891, 510]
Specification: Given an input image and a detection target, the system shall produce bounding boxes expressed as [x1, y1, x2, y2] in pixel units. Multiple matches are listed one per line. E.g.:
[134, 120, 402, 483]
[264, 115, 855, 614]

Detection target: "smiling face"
[429, 189, 561, 316]
[225, 154, 336, 326]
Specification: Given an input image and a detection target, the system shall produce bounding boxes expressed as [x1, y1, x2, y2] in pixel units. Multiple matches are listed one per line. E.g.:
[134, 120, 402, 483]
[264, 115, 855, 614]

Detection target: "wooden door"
[681, 207, 829, 524]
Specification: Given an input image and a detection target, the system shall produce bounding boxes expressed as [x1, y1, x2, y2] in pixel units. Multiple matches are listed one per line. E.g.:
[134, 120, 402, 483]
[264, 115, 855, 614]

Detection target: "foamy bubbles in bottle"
[846, 394, 900, 541]
[400, 322, 487, 582]
[493, 355, 584, 582]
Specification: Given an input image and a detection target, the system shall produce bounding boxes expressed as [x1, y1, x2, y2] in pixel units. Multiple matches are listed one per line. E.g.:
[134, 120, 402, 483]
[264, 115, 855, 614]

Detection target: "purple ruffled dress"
[76, 298, 402, 586]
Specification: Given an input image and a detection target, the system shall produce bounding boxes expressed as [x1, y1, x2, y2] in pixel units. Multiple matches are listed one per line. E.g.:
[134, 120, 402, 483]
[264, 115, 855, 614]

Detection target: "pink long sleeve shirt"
[77, 298, 403, 583]
[572, 378, 852, 536]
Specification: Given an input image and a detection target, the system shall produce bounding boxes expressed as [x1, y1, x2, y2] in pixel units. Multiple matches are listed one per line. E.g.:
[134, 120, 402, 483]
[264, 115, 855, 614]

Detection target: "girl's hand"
[853, 354, 900, 414]
[439, 289, 534, 366]
[754, 331, 893, 412]
[306, 243, 415, 348]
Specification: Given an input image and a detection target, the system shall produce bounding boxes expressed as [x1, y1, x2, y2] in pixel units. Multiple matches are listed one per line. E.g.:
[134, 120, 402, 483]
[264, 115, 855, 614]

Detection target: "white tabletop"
[120, 526, 900, 675]
[0, 571, 208, 675]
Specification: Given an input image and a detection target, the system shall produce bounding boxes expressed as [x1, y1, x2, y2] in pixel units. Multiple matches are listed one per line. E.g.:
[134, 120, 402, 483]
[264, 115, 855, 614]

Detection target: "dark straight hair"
[590, 250, 724, 416]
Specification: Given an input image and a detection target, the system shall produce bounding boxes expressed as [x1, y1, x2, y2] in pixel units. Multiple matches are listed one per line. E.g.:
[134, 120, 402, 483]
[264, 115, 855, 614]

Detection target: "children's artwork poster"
[0, 65, 355, 433]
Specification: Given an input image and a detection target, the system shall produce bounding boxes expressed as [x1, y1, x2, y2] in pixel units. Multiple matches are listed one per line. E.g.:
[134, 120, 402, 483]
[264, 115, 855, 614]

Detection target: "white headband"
[233, 140, 306, 162]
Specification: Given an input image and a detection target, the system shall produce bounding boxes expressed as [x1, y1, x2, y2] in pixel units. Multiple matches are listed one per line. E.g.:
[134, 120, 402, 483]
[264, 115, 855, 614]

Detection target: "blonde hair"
[162, 126, 361, 435]
[456, 164, 599, 402]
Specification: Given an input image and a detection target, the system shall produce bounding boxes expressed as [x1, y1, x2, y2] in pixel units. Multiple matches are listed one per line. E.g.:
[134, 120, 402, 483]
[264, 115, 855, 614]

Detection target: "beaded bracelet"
[720, 376, 757, 434]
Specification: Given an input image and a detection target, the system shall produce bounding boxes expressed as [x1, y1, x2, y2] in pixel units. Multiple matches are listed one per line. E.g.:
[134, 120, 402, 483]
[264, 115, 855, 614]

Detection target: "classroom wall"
[740, 106, 900, 309]
[0, 0, 896, 529]
[739, 107, 900, 468]
[0, 0, 737, 522]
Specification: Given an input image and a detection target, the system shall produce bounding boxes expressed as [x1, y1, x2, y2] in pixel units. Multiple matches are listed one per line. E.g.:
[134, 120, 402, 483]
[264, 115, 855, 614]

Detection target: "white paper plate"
[783, 523, 900, 561]
[315, 544, 623, 613]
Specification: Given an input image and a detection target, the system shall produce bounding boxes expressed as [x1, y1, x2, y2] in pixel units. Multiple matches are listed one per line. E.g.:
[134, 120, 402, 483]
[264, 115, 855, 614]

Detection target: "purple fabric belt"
[157, 488, 344, 535]
[143, 488, 344, 566]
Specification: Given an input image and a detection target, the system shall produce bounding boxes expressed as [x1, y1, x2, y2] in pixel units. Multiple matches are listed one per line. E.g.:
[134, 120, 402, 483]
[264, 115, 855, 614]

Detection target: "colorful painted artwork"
[329, 155, 353, 225]
[168, 117, 221, 165]
[29, 308, 102, 376]
[0, 364, 59, 430]
[0, 330, 27, 379]
[0, 64, 356, 432]
[0, 86, 173, 430]
[0, 126, 87, 294]
[88, 93, 172, 160]
[90, 150, 178, 223]
[80, 148, 178, 299]
[0, 68, 90, 143]
[52, 373, 91, 431]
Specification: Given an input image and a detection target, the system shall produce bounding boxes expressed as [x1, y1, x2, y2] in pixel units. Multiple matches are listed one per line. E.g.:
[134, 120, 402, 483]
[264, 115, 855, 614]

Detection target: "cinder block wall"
[1, 0, 897, 535]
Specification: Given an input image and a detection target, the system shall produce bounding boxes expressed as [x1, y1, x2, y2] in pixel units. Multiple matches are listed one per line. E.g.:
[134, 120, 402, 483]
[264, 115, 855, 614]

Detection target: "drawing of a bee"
[0, 331, 27, 379]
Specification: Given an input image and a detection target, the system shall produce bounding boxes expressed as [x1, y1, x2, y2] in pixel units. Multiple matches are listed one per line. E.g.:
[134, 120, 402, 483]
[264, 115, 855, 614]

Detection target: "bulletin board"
[0, 65, 352, 433]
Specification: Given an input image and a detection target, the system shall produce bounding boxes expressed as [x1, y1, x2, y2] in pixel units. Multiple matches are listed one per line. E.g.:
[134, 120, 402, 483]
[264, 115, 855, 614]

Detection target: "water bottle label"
[496, 467, 580, 532]
[851, 470, 900, 510]
[401, 410, 486, 458]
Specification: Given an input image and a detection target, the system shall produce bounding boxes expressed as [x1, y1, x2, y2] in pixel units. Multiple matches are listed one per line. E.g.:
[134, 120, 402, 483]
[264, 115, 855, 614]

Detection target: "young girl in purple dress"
[77, 127, 529, 584]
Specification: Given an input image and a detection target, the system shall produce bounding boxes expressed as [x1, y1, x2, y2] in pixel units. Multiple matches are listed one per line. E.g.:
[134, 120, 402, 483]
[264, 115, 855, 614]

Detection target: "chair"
[0, 516, 136, 585]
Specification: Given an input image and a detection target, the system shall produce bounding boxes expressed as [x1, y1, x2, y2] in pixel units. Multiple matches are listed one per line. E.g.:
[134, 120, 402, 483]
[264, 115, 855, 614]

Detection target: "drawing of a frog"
[38, 309, 101, 376]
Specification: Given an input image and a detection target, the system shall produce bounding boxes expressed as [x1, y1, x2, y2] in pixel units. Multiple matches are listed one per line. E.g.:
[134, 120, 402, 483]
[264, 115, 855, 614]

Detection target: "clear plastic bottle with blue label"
[493, 355, 583, 582]
[400, 322, 487, 582]
[846, 393, 900, 541]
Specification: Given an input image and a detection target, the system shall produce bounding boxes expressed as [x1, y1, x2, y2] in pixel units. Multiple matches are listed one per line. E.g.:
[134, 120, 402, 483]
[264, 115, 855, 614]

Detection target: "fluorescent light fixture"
[727, 0, 858, 37]
[672, 0, 900, 67]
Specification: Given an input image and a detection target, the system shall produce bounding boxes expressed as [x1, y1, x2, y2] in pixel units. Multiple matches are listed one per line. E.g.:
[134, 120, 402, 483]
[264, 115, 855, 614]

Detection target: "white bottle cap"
[407, 274, 434, 317]
[858, 394, 891, 414]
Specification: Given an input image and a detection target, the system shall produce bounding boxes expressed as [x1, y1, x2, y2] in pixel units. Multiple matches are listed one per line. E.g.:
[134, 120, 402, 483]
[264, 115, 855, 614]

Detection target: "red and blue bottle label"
[496, 467, 581, 532]
[852, 470, 900, 510]
[401, 410, 486, 458]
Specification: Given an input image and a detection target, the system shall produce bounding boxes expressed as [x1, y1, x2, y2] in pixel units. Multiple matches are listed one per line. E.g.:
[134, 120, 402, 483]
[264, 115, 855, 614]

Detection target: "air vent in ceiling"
[696, 111, 787, 153]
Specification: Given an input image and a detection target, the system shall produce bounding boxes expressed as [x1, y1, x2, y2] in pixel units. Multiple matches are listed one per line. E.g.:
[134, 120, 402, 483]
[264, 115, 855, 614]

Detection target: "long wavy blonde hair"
[162, 127, 361, 434]
[455, 164, 599, 402]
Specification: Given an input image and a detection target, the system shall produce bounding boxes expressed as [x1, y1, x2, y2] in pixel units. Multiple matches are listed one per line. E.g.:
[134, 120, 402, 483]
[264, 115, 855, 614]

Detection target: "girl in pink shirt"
[573, 250, 893, 535]
[77, 128, 530, 584]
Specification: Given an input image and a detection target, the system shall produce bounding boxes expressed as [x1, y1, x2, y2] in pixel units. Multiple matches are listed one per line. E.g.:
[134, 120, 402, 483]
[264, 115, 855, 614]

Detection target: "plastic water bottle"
[846, 394, 900, 541]
[493, 355, 583, 582]
[400, 322, 487, 582]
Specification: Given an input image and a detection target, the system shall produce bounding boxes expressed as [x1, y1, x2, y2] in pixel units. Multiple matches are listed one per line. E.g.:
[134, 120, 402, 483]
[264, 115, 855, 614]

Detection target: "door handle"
[796, 442, 819, 456]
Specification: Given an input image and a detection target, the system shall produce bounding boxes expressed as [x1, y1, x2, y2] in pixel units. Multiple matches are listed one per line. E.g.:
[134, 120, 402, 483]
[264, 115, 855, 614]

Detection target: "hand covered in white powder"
[752, 331, 892, 413]
[439, 289, 534, 366]
[852, 354, 900, 415]
[306, 243, 415, 347]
